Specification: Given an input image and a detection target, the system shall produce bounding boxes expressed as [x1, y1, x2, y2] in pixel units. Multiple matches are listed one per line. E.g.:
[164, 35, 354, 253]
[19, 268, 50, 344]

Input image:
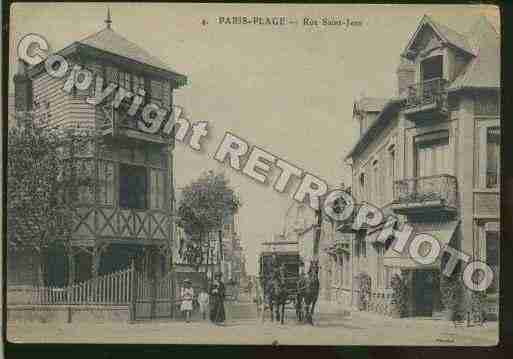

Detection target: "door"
[413, 270, 434, 316]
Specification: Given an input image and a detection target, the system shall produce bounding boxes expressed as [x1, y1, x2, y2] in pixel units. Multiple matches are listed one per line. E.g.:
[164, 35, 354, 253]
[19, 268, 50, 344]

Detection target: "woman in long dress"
[209, 272, 226, 324]
[180, 279, 194, 323]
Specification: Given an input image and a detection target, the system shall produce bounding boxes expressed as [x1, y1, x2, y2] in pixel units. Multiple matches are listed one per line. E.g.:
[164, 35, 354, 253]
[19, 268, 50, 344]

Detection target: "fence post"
[129, 260, 137, 322]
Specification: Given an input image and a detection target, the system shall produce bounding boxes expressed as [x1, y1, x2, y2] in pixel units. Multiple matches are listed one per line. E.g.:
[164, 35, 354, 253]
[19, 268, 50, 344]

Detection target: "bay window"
[119, 164, 147, 209]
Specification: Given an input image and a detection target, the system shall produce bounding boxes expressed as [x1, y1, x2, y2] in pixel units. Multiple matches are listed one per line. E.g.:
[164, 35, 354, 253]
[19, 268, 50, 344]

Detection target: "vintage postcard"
[5, 3, 500, 346]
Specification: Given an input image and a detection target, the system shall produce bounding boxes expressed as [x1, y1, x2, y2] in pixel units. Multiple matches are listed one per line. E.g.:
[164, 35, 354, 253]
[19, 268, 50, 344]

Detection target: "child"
[180, 279, 194, 323]
[197, 287, 210, 320]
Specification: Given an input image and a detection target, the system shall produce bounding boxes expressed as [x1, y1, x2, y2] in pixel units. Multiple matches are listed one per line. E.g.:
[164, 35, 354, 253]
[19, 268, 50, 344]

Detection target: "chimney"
[13, 60, 33, 112]
[396, 57, 415, 97]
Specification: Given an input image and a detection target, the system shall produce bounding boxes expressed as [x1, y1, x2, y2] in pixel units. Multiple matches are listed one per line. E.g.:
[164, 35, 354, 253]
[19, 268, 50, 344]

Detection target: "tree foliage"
[8, 113, 94, 255]
[177, 171, 241, 241]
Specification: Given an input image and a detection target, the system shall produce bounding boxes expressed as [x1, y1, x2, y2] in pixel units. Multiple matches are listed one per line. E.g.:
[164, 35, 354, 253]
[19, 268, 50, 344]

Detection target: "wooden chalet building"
[10, 14, 187, 286]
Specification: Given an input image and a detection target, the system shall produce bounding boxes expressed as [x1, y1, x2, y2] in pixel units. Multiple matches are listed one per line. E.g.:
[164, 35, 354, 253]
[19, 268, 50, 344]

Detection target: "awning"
[383, 220, 460, 269]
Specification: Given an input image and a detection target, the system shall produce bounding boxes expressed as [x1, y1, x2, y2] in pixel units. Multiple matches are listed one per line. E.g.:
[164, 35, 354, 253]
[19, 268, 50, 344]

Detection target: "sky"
[8, 3, 499, 275]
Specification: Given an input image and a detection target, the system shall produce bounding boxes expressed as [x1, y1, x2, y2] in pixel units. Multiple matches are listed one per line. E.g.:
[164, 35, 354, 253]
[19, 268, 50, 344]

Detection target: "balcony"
[403, 78, 448, 120]
[391, 174, 458, 216]
[101, 104, 169, 144]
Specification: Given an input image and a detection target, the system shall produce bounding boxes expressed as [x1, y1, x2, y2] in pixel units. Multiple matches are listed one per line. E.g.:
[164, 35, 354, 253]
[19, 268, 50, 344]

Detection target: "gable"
[411, 25, 443, 56]
[403, 16, 475, 60]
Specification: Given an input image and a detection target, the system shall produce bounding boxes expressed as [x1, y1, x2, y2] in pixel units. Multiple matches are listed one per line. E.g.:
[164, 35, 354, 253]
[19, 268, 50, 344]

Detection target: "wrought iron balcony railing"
[393, 174, 458, 210]
[405, 78, 448, 111]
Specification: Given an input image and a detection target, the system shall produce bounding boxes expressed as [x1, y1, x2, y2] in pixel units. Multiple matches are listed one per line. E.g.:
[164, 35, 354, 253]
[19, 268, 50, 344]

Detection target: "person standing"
[246, 279, 253, 301]
[296, 267, 308, 322]
[180, 278, 194, 323]
[209, 272, 226, 324]
[198, 286, 210, 320]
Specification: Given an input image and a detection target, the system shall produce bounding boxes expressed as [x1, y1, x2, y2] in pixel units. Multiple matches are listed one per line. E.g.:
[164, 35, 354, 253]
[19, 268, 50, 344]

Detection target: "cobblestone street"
[8, 300, 498, 346]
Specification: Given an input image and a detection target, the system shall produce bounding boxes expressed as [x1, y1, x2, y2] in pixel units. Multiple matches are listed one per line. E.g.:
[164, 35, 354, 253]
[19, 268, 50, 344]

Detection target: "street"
[8, 299, 498, 346]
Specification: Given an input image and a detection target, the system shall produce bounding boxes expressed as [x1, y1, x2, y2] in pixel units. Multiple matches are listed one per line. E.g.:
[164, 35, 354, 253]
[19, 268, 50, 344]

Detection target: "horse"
[301, 260, 320, 325]
[295, 275, 307, 323]
[261, 275, 288, 324]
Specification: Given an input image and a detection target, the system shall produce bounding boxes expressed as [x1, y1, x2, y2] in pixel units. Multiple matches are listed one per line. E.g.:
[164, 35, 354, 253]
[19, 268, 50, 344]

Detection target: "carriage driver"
[296, 264, 308, 322]
[266, 253, 278, 281]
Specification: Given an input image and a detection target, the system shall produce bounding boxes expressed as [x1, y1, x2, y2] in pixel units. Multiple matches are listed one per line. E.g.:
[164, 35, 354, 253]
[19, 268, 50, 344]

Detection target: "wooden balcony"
[403, 78, 449, 120]
[101, 104, 169, 144]
[391, 174, 458, 216]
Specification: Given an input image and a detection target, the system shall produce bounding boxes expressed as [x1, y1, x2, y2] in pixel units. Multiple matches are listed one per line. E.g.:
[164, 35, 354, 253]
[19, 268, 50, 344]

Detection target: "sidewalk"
[347, 307, 499, 345]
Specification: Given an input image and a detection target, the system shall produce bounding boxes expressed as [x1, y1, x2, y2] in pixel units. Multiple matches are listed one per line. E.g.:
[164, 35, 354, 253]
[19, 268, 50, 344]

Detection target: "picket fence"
[13, 267, 135, 305]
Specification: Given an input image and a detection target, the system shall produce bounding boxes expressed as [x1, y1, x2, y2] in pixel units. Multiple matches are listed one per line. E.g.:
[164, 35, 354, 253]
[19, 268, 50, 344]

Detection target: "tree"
[177, 171, 241, 270]
[7, 112, 94, 286]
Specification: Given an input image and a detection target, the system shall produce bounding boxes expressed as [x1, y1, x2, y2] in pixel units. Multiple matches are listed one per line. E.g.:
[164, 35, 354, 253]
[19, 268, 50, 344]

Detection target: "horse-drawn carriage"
[256, 241, 320, 324]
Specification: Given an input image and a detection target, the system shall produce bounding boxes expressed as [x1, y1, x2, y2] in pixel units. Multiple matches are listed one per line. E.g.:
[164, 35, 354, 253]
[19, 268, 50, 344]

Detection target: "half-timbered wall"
[30, 54, 178, 247]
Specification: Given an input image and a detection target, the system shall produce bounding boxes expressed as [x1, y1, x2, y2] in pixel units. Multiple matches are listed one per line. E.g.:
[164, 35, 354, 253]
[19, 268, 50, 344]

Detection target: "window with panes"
[388, 145, 396, 203]
[119, 71, 131, 91]
[415, 131, 452, 177]
[150, 79, 164, 106]
[486, 230, 499, 294]
[486, 127, 500, 188]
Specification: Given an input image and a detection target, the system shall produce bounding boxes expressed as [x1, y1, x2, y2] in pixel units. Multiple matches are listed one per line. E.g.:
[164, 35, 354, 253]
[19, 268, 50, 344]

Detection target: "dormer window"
[421, 55, 443, 81]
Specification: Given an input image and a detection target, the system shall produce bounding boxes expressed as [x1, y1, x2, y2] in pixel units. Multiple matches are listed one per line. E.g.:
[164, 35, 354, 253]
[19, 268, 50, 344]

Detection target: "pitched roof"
[78, 28, 183, 77]
[448, 16, 500, 90]
[428, 16, 475, 55]
[347, 16, 499, 161]
[403, 15, 475, 58]
[346, 98, 402, 160]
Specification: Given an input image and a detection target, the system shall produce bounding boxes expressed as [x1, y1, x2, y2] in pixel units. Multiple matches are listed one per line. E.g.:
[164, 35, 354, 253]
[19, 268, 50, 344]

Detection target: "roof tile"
[78, 28, 184, 77]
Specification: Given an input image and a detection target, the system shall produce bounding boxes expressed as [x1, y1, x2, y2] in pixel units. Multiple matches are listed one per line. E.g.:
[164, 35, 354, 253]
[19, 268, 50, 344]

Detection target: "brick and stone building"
[342, 15, 500, 317]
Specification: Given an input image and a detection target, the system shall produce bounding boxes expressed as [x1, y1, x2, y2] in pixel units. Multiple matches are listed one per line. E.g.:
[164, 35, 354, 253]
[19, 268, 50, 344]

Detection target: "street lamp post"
[218, 229, 223, 274]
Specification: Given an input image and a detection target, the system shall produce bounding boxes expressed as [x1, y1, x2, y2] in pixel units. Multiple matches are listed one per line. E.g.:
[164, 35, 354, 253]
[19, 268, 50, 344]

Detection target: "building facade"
[343, 15, 500, 317]
[10, 17, 187, 286]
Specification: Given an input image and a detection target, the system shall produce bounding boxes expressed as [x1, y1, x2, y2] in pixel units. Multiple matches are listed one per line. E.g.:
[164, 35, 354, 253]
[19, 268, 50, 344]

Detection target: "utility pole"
[205, 233, 211, 283]
[313, 208, 323, 259]
[218, 229, 223, 274]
